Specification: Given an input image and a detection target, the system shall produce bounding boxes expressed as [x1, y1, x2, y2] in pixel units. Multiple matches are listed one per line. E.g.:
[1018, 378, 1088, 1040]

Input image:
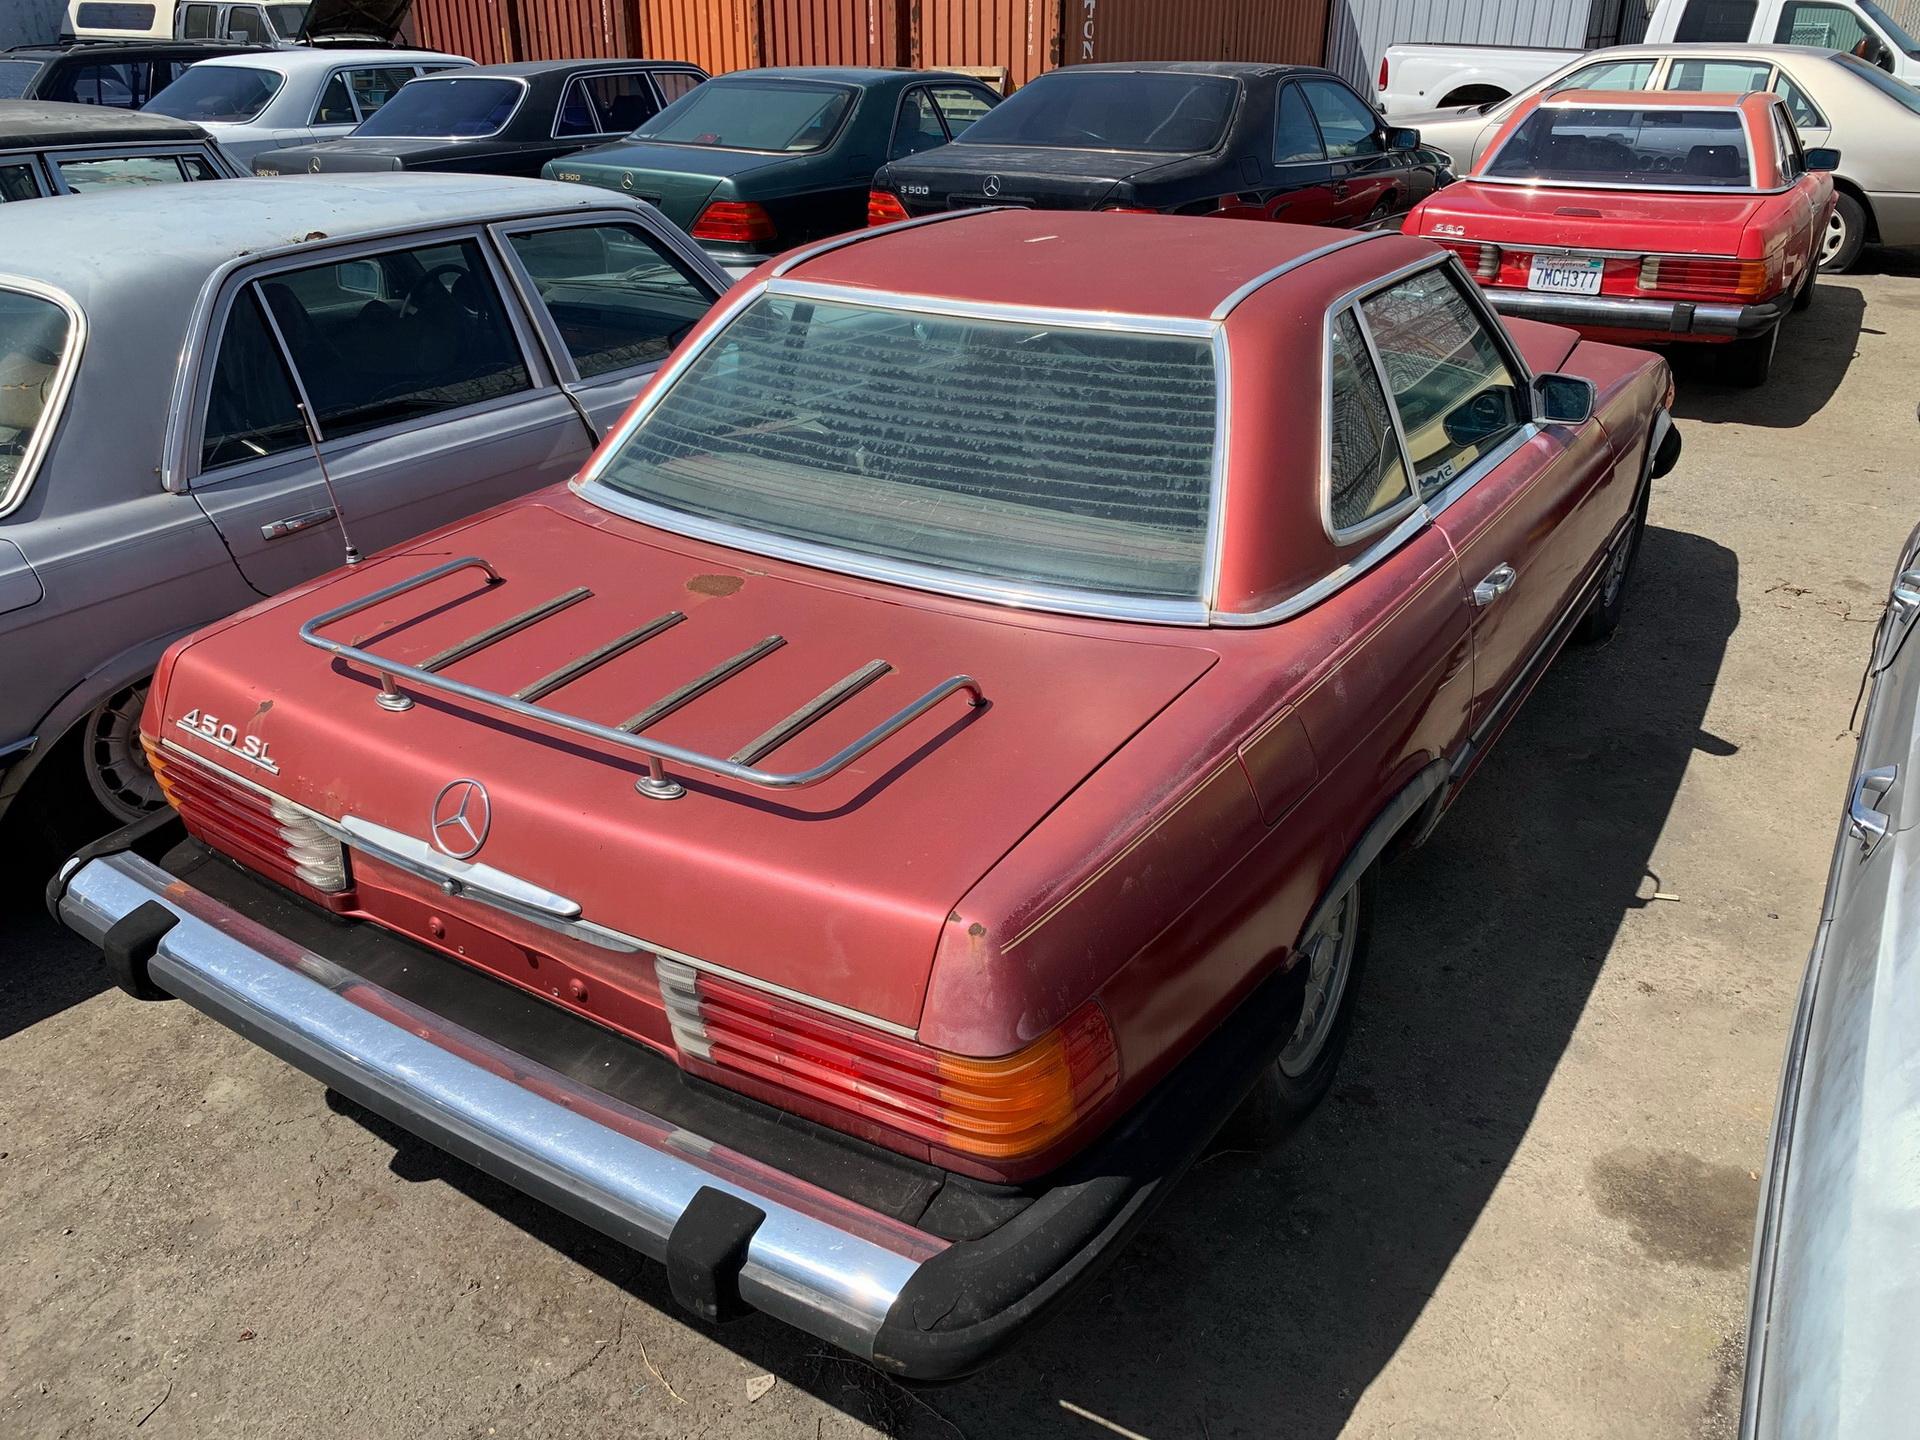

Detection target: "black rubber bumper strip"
[667, 1186, 766, 1324]
[870, 959, 1309, 1381]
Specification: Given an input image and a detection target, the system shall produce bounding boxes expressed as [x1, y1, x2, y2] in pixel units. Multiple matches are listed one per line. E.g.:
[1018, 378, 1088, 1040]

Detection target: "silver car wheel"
[1821, 207, 1849, 267]
[1600, 526, 1634, 609]
[83, 683, 163, 824]
[1278, 884, 1360, 1078]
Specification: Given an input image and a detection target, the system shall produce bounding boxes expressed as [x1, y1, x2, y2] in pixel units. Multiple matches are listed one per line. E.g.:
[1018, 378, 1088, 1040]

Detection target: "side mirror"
[1533, 372, 1595, 426]
[1386, 126, 1420, 152]
[1804, 146, 1841, 172]
[1443, 385, 1521, 446]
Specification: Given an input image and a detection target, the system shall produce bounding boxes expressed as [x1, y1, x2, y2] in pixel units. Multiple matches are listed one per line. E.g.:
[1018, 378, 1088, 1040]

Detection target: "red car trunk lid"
[1420, 180, 1764, 251]
[154, 498, 1217, 1031]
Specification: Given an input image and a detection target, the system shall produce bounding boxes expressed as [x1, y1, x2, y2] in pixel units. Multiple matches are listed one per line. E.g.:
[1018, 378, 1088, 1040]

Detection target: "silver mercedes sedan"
[0, 174, 726, 835]
[1740, 519, 1920, 1438]
[1390, 43, 1920, 272]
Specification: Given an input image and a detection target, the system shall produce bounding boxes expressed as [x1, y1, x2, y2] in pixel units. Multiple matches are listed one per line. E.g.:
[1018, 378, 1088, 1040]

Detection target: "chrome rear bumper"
[1488, 288, 1790, 338]
[55, 850, 945, 1361]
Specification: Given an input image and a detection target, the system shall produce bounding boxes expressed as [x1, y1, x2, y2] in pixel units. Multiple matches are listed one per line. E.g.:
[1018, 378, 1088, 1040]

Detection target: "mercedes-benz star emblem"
[982, 175, 1001, 197]
[621, 171, 635, 191]
[309, 156, 322, 173]
[430, 779, 491, 860]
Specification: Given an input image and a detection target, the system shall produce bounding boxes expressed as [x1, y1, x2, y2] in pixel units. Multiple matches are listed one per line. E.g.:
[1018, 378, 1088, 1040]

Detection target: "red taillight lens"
[866, 188, 911, 226]
[1437, 239, 1501, 279]
[1637, 253, 1777, 300]
[657, 958, 1119, 1162]
[145, 736, 349, 898]
[1378, 57, 1389, 92]
[689, 199, 777, 246]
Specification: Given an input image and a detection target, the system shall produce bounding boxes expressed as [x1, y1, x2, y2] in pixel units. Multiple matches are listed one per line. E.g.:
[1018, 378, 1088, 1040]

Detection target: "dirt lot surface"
[5, 258, 1917, 1440]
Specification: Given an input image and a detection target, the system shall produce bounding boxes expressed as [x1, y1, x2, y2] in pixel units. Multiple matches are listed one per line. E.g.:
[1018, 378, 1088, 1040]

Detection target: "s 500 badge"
[176, 708, 279, 773]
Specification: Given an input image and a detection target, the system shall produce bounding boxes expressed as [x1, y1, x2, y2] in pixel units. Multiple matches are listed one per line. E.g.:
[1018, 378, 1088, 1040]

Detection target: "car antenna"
[295, 401, 362, 566]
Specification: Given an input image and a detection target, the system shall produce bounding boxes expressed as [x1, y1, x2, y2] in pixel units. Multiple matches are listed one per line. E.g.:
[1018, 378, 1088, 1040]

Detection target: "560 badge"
[175, 708, 279, 774]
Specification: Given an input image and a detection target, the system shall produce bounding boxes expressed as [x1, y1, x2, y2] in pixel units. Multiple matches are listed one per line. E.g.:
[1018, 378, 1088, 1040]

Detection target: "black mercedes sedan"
[869, 61, 1440, 230]
[249, 58, 708, 179]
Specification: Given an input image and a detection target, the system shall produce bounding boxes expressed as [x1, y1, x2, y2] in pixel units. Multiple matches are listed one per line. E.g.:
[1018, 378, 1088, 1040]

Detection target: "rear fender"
[1302, 757, 1450, 942]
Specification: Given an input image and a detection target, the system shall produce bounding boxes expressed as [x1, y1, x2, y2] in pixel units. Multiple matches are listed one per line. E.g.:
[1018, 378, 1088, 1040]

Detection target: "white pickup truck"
[1379, 0, 1920, 113]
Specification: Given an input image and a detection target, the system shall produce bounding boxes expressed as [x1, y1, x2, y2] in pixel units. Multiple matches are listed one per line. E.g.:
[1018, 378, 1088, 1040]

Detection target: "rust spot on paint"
[250, 699, 273, 721]
[686, 574, 744, 598]
[967, 922, 986, 938]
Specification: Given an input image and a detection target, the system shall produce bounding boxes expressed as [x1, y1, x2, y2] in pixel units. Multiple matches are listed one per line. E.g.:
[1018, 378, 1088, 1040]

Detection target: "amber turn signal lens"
[866, 189, 911, 227]
[140, 733, 180, 810]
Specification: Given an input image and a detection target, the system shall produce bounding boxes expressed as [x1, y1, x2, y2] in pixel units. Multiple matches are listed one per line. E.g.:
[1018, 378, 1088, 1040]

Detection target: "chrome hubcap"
[1821, 209, 1847, 265]
[84, 683, 163, 824]
[1278, 886, 1359, 1077]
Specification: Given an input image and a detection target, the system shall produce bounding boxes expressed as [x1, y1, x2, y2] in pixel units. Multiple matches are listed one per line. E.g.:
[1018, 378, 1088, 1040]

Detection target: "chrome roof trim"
[1208, 230, 1392, 320]
[0, 272, 87, 521]
[764, 276, 1220, 335]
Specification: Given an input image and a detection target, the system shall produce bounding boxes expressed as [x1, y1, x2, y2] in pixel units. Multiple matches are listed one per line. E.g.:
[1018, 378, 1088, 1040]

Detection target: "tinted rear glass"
[1838, 53, 1920, 112]
[956, 71, 1237, 153]
[73, 2, 156, 27]
[0, 60, 40, 99]
[1483, 106, 1753, 186]
[353, 76, 522, 136]
[596, 295, 1219, 601]
[147, 64, 283, 122]
[630, 79, 853, 153]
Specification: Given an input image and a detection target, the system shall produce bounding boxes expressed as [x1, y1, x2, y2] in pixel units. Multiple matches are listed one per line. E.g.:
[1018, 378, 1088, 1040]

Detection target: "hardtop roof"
[777, 209, 1422, 323]
[186, 46, 462, 74]
[0, 98, 211, 145]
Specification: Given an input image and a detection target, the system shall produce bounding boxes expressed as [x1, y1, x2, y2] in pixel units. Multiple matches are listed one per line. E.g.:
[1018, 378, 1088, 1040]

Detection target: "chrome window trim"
[0, 151, 53, 197]
[0, 273, 86, 521]
[1320, 300, 1421, 548]
[768, 206, 1004, 278]
[1210, 503, 1433, 628]
[358, 72, 529, 142]
[624, 76, 861, 158]
[885, 81, 938, 162]
[1272, 79, 1329, 167]
[571, 277, 1226, 624]
[1209, 230, 1389, 319]
[180, 222, 559, 488]
[43, 144, 214, 192]
[548, 67, 657, 142]
[1482, 96, 1776, 192]
[1768, 65, 1828, 130]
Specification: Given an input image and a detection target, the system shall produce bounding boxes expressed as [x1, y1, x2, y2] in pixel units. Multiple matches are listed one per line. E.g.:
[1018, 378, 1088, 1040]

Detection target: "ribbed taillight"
[144, 737, 348, 895]
[689, 199, 777, 246]
[656, 957, 1119, 1162]
[1435, 239, 1500, 279]
[1637, 253, 1776, 300]
[866, 188, 911, 226]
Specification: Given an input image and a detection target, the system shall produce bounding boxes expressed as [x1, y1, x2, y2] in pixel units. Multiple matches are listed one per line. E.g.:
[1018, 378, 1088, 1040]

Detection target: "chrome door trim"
[0, 273, 87, 520]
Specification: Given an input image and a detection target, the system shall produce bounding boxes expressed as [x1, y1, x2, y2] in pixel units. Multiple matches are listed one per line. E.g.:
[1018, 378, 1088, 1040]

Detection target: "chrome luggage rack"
[297, 557, 986, 801]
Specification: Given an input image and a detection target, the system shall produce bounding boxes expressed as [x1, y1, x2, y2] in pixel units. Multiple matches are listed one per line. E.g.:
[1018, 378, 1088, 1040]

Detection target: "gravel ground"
[4, 257, 1916, 1440]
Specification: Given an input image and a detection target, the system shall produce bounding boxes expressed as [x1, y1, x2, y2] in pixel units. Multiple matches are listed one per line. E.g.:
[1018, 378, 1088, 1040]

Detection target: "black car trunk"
[880, 144, 1189, 216]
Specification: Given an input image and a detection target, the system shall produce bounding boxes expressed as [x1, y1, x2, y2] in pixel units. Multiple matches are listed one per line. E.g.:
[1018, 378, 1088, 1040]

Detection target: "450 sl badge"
[175, 708, 279, 774]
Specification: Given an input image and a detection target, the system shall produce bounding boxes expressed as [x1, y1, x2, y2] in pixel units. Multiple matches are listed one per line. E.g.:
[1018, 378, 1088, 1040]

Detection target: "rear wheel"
[1225, 869, 1374, 1146]
[1576, 483, 1648, 644]
[1819, 191, 1866, 273]
[1725, 324, 1778, 389]
[80, 682, 163, 826]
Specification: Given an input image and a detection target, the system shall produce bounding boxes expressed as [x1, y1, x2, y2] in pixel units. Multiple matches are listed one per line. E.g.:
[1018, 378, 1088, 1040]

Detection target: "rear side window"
[1301, 79, 1382, 159]
[508, 224, 713, 378]
[251, 239, 531, 444]
[347, 67, 419, 118]
[653, 70, 703, 107]
[580, 71, 660, 133]
[72, 3, 156, 28]
[1773, 72, 1823, 128]
[929, 84, 994, 136]
[57, 154, 195, 191]
[890, 87, 948, 160]
[1326, 310, 1411, 534]
[1547, 58, 1656, 94]
[1674, 0, 1759, 41]
[201, 288, 305, 470]
[598, 295, 1219, 601]
[0, 289, 75, 513]
[0, 161, 46, 201]
[1361, 267, 1524, 495]
[1275, 83, 1324, 163]
[313, 72, 355, 124]
[46, 60, 164, 106]
[1666, 59, 1771, 91]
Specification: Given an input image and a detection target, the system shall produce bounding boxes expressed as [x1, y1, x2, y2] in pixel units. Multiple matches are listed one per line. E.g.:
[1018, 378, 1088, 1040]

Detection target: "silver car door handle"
[1473, 563, 1517, 607]
[260, 507, 336, 541]
[1848, 766, 1898, 855]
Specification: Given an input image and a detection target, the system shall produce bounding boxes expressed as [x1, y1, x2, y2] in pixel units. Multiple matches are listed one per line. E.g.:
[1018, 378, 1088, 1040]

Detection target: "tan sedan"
[1390, 43, 1920, 271]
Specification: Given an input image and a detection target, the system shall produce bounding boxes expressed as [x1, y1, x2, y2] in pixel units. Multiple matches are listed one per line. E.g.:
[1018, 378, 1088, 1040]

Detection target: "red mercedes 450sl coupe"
[1403, 88, 1837, 387]
[53, 210, 1679, 1376]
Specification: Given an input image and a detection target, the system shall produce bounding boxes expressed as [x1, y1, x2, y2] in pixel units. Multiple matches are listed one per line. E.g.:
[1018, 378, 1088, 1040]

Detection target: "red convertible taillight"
[145, 737, 348, 898]
[1438, 239, 1501, 279]
[689, 199, 778, 246]
[1637, 253, 1777, 300]
[866, 188, 911, 226]
[656, 957, 1119, 1162]
[1378, 57, 1389, 93]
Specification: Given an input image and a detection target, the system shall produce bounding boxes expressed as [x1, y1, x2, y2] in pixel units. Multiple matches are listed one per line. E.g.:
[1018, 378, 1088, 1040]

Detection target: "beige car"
[1390, 43, 1920, 271]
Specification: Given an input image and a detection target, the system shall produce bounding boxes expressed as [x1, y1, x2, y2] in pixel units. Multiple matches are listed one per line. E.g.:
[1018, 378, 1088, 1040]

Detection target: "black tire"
[1223, 868, 1375, 1147]
[1726, 324, 1778, 389]
[13, 682, 165, 862]
[1438, 85, 1506, 107]
[1793, 259, 1816, 311]
[1819, 191, 1867, 274]
[1576, 480, 1649, 644]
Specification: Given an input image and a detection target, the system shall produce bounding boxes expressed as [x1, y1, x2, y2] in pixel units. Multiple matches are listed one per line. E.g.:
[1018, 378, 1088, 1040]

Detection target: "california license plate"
[1527, 255, 1605, 294]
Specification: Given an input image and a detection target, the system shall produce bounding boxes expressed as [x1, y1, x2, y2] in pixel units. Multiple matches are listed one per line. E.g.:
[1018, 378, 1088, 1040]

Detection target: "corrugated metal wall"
[1071, 0, 1327, 67]
[760, 0, 900, 66]
[638, 0, 757, 71]
[917, 0, 1060, 90]
[1324, 0, 1603, 92]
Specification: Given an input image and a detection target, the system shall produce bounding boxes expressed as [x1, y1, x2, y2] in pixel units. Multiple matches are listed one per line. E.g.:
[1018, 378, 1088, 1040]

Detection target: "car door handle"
[260, 506, 335, 541]
[1472, 563, 1517, 607]
[1849, 766, 1898, 855]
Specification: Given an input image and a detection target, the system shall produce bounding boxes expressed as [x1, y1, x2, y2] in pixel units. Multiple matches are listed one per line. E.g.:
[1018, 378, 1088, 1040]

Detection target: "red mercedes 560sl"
[52, 210, 1680, 1376]
[1402, 89, 1837, 387]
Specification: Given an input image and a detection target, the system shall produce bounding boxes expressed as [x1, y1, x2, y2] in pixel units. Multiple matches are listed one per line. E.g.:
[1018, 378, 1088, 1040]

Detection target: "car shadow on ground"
[0, 811, 112, 1044]
[1670, 279, 1864, 428]
[314, 522, 1742, 1438]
